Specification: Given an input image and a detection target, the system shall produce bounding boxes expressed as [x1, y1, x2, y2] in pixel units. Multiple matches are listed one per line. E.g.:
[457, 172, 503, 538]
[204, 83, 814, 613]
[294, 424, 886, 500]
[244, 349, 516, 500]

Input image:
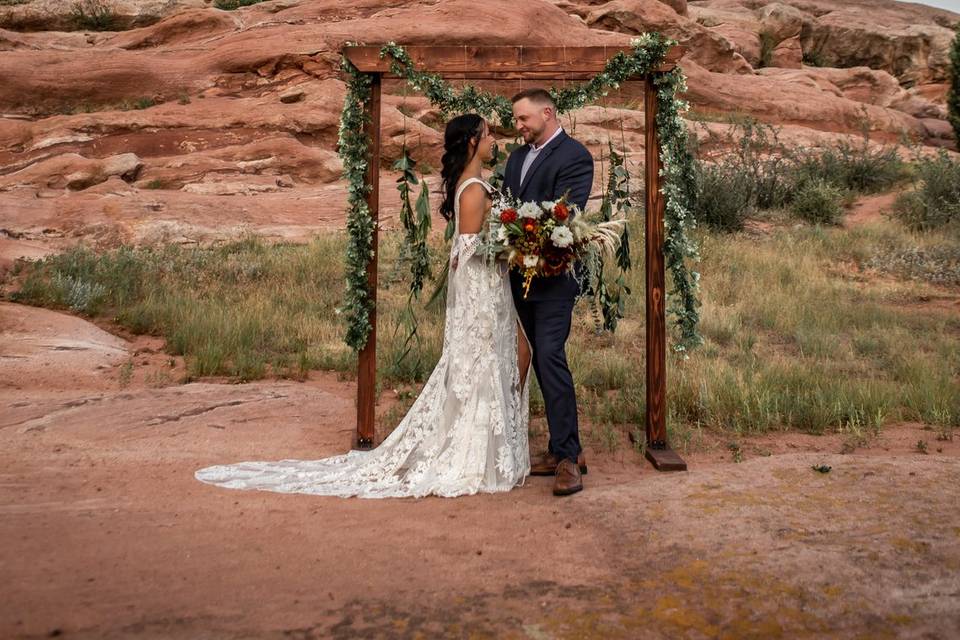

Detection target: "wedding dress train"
[194, 177, 530, 498]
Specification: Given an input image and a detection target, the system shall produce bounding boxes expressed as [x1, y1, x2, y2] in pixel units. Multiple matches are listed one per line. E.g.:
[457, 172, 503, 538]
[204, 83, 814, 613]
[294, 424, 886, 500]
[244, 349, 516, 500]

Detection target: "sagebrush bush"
[758, 31, 777, 68]
[213, 0, 266, 9]
[691, 115, 905, 232]
[791, 178, 844, 225]
[692, 117, 794, 231]
[693, 160, 753, 232]
[791, 136, 907, 195]
[70, 0, 117, 31]
[893, 149, 960, 232]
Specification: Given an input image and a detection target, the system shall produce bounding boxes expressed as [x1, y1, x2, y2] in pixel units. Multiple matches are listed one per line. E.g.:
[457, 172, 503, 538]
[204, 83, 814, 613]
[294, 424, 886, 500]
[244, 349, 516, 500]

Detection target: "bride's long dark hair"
[439, 113, 485, 222]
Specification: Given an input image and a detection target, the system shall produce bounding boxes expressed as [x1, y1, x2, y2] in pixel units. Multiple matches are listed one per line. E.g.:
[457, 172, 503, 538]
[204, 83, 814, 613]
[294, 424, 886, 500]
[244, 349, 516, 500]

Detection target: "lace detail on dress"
[194, 177, 530, 498]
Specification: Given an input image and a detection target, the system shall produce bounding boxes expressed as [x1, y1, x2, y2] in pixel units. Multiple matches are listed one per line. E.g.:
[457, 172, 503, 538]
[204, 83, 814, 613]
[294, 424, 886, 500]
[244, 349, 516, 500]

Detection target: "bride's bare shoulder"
[457, 182, 488, 232]
[458, 181, 487, 206]
[457, 179, 490, 200]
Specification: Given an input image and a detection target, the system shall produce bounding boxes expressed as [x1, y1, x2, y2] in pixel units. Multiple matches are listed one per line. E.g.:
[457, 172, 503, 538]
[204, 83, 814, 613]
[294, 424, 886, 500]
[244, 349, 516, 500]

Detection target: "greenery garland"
[653, 66, 702, 352]
[380, 42, 515, 127]
[337, 54, 375, 352]
[338, 34, 702, 353]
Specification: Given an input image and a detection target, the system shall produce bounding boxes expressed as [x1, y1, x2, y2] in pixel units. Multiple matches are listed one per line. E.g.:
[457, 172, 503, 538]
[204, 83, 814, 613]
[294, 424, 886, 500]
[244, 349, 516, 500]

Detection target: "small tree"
[948, 25, 960, 145]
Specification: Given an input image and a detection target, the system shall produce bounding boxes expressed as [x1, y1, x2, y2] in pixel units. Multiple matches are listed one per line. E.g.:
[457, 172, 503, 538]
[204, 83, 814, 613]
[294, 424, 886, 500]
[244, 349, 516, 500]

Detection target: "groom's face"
[512, 98, 549, 145]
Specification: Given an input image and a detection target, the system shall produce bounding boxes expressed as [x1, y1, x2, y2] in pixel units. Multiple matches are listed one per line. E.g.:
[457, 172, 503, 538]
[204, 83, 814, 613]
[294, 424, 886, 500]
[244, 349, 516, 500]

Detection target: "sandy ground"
[1, 301, 959, 639]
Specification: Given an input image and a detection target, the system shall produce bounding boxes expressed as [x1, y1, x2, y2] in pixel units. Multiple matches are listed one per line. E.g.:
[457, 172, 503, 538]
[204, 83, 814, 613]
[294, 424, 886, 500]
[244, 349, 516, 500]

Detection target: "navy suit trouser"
[515, 296, 581, 463]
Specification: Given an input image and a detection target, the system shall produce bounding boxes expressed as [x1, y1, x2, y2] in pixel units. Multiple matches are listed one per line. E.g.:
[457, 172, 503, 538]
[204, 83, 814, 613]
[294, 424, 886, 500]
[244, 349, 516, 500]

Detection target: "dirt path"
[844, 190, 900, 228]
[2, 302, 959, 639]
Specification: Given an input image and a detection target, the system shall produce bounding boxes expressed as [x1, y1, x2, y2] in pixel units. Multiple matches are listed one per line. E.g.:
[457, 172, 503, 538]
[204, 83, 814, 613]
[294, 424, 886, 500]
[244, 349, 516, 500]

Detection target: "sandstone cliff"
[0, 0, 956, 264]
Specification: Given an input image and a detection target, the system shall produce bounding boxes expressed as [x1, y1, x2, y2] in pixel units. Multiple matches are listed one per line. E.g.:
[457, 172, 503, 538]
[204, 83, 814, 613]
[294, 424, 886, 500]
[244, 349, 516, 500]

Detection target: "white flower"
[550, 226, 574, 248]
[540, 200, 557, 211]
[495, 226, 508, 243]
[518, 202, 542, 219]
[522, 254, 539, 268]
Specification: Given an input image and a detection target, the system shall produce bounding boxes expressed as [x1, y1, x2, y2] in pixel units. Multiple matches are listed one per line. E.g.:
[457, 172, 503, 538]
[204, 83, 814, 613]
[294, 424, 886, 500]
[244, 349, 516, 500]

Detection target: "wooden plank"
[642, 73, 686, 471]
[644, 74, 669, 454]
[344, 45, 684, 74]
[645, 446, 688, 472]
[354, 72, 381, 451]
[628, 430, 687, 471]
[466, 45, 521, 71]
[389, 70, 670, 80]
[564, 46, 613, 70]
[376, 67, 677, 80]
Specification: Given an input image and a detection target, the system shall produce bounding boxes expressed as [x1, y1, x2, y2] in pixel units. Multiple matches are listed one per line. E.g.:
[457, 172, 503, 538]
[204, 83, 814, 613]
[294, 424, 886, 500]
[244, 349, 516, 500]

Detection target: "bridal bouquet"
[482, 189, 626, 298]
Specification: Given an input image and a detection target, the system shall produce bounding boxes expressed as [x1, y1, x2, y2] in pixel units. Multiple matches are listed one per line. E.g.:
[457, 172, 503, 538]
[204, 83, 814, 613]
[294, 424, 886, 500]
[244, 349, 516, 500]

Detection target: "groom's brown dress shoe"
[530, 451, 588, 476]
[553, 459, 583, 496]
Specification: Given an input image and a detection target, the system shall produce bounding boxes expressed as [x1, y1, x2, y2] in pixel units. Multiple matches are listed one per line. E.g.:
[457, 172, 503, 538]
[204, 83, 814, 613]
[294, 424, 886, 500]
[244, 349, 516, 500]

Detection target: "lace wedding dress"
[194, 177, 530, 498]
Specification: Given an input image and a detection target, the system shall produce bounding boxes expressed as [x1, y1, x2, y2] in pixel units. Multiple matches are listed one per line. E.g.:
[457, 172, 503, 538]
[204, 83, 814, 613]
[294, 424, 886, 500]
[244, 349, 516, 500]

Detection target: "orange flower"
[522, 220, 537, 233]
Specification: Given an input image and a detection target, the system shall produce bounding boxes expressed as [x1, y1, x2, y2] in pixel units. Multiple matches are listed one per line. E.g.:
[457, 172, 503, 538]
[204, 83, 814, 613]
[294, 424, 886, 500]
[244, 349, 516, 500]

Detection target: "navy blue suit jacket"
[503, 129, 594, 301]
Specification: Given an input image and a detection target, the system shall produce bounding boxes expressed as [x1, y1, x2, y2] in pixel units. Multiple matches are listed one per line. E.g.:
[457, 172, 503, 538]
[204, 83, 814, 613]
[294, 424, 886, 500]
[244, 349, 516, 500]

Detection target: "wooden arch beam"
[344, 44, 683, 78]
[344, 43, 687, 472]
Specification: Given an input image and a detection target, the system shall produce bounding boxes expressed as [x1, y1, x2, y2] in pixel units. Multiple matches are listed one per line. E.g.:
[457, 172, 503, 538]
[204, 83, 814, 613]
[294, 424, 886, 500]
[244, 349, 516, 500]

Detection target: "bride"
[195, 114, 533, 498]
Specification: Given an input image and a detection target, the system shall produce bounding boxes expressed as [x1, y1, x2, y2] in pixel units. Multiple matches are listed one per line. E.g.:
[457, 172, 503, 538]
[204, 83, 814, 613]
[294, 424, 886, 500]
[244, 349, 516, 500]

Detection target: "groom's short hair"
[511, 88, 555, 109]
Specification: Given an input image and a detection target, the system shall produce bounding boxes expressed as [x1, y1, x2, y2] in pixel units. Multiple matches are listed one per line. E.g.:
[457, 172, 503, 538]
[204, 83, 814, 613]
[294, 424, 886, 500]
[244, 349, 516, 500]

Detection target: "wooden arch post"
[343, 45, 687, 471]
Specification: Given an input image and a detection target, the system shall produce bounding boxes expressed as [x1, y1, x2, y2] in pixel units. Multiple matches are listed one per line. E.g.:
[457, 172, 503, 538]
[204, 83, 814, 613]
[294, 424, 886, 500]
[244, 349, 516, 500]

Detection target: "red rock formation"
[0, 0, 956, 260]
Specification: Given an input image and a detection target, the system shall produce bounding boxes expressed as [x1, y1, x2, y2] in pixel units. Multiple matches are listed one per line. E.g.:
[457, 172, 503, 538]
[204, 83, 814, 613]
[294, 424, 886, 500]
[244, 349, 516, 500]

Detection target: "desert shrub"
[758, 31, 777, 68]
[791, 179, 844, 225]
[692, 116, 794, 231]
[691, 113, 909, 231]
[12, 245, 146, 314]
[801, 46, 826, 67]
[213, 0, 266, 9]
[790, 134, 907, 195]
[70, 0, 117, 31]
[893, 149, 960, 232]
[724, 117, 795, 209]
[694, 160, 753, 232]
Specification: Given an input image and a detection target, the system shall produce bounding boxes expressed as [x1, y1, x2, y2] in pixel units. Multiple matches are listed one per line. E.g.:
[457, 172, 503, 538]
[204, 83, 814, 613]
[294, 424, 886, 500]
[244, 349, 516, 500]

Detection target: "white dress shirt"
[520, 126, 564, 185]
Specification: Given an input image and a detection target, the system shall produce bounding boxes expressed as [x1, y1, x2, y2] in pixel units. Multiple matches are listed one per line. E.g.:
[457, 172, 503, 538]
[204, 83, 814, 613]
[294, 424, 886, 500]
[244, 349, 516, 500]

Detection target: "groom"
[504, 88, 593, 497]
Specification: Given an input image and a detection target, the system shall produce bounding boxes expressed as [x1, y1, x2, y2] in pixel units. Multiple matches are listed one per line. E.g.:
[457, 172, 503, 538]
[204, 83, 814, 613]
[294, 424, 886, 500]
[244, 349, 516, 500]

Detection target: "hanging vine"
[584, 140, 633, 333]
[390, 145, 433, 374]
[338, 33, 702, 354]
[394, 151, 432, 296]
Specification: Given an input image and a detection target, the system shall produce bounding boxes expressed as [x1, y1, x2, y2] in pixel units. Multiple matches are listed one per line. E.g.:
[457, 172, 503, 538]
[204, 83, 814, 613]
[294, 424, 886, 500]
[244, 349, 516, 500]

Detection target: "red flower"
[553, 202, 569, 221]
[500, 208, 518, 224]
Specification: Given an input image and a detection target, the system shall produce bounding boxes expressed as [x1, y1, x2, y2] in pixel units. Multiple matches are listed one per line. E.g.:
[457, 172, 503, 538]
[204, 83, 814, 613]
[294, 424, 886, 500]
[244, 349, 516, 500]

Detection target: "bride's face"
[472, 121, 495, 163]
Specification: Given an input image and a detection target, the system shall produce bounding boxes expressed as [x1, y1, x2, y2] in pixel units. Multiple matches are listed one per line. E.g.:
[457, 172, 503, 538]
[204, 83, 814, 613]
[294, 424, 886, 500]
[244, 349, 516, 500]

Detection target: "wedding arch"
[337, 36, 701, 471]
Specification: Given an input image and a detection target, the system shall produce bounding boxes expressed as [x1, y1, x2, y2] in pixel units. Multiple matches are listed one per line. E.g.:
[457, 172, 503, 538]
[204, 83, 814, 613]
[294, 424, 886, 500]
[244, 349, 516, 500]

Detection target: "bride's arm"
[451, 183, 488, 270]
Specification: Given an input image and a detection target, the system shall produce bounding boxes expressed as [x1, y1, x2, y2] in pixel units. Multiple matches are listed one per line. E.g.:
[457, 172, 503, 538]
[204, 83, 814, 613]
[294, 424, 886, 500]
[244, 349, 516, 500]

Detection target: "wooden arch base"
[344, 44, 687, 472]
